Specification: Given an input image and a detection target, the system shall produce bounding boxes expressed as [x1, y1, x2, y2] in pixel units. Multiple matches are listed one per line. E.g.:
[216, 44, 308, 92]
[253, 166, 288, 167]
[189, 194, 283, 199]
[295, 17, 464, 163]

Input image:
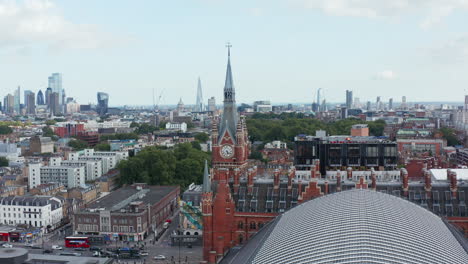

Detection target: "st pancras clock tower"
[202, 44, 251, 263]
[211, 43, 250, 174]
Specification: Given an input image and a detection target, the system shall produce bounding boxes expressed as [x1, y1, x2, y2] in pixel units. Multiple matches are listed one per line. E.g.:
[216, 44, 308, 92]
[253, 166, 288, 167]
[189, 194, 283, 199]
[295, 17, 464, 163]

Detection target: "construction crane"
[153, 88, 165, 112]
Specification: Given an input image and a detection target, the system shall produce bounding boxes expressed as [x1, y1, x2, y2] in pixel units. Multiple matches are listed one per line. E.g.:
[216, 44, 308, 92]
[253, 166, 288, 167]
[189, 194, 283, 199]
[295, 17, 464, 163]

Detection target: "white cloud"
[293, 0, 468, 29]
[374, 70, 396, 80]
[0, 0, 128, 51]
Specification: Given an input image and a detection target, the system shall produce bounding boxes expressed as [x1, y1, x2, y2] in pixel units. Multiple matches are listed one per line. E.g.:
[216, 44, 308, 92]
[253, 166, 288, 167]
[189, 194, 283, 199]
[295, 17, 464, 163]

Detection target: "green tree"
[0, 157, 9, 167]
[95, 143, 111, 151]
[159, 121, 167, 129]
[45, 120, 57, 126]
[191, 141, 202, 150]
[194, 132, 209, 142]
[68, 139, 89, 150]
[439, 127, 461, 146]
[0, 125, 13, 135]
[42, 126, 55, 137]
[118, 143, 210, 188]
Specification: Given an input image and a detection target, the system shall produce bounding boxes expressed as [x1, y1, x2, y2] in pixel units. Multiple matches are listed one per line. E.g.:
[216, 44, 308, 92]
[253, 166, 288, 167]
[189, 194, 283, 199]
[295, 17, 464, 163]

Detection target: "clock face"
[220, 145, 234, 158]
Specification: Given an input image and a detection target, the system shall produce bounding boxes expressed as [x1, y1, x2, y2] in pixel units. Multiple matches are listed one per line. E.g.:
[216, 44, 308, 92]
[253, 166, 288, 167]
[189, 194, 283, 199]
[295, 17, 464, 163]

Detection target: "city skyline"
[2, 0, 468, 106]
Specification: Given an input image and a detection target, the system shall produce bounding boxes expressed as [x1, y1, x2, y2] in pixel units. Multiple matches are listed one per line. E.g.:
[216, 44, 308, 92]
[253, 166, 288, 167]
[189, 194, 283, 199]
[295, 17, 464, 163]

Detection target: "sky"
[1, 0, 468, 106]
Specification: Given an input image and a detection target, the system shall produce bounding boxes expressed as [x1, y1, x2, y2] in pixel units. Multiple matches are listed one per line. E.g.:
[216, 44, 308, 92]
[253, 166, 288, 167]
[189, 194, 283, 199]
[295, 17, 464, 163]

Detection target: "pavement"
[5, 210, 202, 264]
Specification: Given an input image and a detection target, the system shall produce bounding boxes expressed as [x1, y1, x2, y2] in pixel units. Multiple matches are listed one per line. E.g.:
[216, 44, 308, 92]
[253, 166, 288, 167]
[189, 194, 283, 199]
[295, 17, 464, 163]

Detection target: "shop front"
[0, 232, 9, 242]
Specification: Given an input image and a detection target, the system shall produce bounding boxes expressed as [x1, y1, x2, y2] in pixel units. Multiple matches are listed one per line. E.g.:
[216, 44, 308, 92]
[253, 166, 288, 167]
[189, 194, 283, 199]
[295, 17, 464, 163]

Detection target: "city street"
[6, 211, 202, 264]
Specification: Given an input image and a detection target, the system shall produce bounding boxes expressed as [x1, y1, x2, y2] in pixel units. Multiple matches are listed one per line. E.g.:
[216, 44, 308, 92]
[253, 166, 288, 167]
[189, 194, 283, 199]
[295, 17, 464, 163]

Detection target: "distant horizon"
[2, 1, 468, 105]
[108, 100, 465, 108]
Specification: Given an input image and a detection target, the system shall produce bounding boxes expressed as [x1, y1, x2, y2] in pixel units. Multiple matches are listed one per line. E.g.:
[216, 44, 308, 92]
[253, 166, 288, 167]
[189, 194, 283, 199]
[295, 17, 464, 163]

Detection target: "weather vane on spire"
[226, 42, 232, 56]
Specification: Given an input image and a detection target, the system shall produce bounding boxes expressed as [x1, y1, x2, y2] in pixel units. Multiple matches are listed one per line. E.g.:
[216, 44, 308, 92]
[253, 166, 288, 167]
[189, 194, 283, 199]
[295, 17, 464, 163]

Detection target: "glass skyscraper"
[48, 73, 63, 105]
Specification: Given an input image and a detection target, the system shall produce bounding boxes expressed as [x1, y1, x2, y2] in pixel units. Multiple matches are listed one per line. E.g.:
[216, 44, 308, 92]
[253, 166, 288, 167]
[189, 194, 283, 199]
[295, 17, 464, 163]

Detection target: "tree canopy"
[247, 115, 386, 145]
[194, 132, 209, 142]
[42, 126, 55, 137]
[68, 139, 89, 150]
[439, 127, 461, 146]
[95, 143, 111, 151]
[130, 122, 159, 134]
[100, 133, 139, 142]
[0, 125, 13, 135]
[0, 157, 9, 167]
[118, 143, 210, 188]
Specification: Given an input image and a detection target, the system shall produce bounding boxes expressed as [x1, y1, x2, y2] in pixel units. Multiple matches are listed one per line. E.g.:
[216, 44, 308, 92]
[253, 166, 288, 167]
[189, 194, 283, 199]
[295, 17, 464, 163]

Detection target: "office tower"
[45, 87, 52, 106]
[26, 91, 36, 115]
[312, 102, 319, 112]
[97, 92, 109, 116]
[196, 77, 204, 112]
[24, 90, 33, 107]
[13, 86, 21, 114]
[341, 106, 348, 119]
[37, 90, 45, 105]
[316, 88, 322, 110]
[376, 96, 381, 110]
[346, 90, 353, 109]
[3, 94, 15, 114]
[366, 101, 371, 111]
[49, 92, 60, 116]
[389, 98, 393, 110]
[208, 96, 216, 112]
[354, 97, 360, 109]
[401, 96, 407, 110]
[320, 99, 327, 112]
[48, 73, 63, 105]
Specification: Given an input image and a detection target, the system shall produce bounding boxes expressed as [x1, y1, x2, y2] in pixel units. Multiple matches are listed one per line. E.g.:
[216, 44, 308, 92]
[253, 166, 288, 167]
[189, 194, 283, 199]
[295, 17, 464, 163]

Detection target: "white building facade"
[0, 196, 63, 229]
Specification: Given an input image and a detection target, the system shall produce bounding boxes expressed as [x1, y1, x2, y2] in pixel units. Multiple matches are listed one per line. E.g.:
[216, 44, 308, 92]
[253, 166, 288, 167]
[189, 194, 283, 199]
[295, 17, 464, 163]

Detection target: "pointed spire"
[219, 42, 238, 143]
[224, 43, 235, 102]
[203, 160, 211, 193]
[196, 77, 204, 112]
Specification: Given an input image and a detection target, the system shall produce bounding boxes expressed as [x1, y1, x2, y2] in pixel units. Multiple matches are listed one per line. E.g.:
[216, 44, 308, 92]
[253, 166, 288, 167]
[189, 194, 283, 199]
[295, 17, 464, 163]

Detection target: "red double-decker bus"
[65, 236, 90, 248]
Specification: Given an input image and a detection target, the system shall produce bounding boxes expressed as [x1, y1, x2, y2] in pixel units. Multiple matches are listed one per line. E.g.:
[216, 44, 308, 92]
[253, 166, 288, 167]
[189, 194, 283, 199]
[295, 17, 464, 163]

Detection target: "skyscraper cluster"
[1, 73, 69, 116]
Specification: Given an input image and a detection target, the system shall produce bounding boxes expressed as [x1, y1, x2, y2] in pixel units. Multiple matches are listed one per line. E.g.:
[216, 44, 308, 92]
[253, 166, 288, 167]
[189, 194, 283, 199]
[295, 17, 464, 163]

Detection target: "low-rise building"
[165, 122, 187, 132]
[97, 169, 119, 192]
[73, 184, 179, 242]
[68, 184, 100, 205]
[0, 196, 63, 229]
[29, 136, 54, 154]
[29, 183, 65, 196]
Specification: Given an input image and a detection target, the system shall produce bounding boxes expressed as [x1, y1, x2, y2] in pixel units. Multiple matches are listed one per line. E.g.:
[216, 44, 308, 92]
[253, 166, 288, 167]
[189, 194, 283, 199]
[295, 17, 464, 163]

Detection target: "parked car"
[154, 255, 166, 260]
[24, 243, 33, 247]
[139, 252, 149, 256]
[2, 243, 13, 248]
[43, 249, 53, 254]
[32, 245, 42, 249]
[74, 248, 86, 251]
[52, 245, 62, 250]
[89, 246, 101, 252]
[92, 251, 101, 257]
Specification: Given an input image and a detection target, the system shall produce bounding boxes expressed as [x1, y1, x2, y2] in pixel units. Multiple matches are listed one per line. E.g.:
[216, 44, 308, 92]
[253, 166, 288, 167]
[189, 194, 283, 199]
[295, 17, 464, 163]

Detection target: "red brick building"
[54, 123, 85, 138]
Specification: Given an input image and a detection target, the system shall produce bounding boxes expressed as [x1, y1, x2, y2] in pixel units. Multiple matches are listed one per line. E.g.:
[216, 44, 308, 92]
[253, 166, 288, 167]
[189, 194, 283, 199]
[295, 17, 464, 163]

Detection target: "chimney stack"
[424, 169, 432, 198]
[274, 169, 280, 191]
[401, 168, 409, 197]
[449, 170, 458, 199]
[347, 167, 353, 180]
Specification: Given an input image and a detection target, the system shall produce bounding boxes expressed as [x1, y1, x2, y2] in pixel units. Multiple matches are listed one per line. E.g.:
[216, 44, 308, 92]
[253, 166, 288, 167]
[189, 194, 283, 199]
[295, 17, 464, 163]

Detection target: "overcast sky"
[1, 0, 468, 106]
